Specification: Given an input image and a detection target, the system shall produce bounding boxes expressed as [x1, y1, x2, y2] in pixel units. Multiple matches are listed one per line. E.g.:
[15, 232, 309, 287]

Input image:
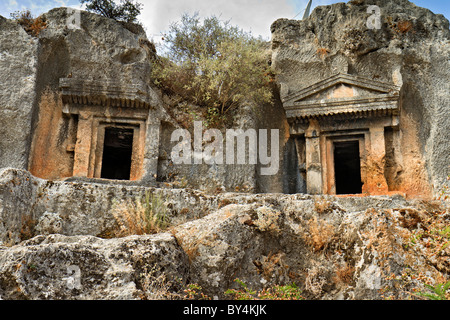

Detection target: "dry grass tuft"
[112, 191, 170, 237]
[305, 262, 327, 297]
[304, 216, 335, 252]
[333, 262, 355, 286]
[316, 47, 330, 60]
[10, 10, 47, 37]
[314, 198, 334, 214]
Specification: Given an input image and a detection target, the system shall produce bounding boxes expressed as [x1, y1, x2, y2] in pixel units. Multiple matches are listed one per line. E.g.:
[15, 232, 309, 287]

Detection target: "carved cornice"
[59, 78, 151, 109]
[285, 96, 399, 119]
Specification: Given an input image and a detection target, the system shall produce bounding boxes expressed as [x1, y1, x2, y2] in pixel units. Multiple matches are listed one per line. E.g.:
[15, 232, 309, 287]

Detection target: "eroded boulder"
[174, 194, 449, 299]
[0, 233, 189, 300]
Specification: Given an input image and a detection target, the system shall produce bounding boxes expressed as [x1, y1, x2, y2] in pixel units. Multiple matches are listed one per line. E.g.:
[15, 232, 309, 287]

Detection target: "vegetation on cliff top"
[10, 10, 47, 37]
[80, 0, 142, 23]
[152, 13, 274, 126]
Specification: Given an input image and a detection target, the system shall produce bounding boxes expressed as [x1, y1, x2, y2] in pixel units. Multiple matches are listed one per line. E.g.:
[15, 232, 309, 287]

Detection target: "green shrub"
[153, 14, 274, 117]
[224, 278, 304, 300]
[437, 174, 450, 200]
[417, 281, 450, 300]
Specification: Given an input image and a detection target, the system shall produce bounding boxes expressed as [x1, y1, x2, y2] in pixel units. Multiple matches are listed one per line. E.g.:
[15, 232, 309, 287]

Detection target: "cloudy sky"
[1, 0, 449, 45]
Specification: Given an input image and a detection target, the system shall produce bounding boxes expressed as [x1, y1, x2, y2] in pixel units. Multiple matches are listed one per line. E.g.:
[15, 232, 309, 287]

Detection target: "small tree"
[153, 14, 274, 116]
[80, 0, 142, 23]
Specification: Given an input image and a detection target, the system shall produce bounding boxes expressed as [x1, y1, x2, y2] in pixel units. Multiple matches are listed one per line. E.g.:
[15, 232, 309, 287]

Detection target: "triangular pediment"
[283, 73, 400, 106]
[300, 82, 387, 102]
[282, 73, 401, 120]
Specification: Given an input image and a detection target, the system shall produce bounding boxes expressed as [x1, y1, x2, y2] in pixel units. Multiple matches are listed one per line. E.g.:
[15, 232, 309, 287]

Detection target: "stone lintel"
[362, 125, 389, 195]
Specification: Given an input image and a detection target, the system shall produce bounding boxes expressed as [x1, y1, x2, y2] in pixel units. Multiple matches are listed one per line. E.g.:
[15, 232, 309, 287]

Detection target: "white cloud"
[138, 0, 298, 43]
[0, 0, 306, 47]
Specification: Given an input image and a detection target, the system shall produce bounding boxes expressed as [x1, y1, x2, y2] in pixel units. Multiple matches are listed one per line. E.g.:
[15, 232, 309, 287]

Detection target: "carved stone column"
[72, 111, 94, 177]
[363, 125, 389, 194]
[140, 118, 160, 183]
[305, 120, 322, 194]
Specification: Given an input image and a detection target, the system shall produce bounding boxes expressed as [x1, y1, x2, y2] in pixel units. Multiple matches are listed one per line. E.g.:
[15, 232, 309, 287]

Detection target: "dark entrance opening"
[334, 141, 362, 194]
[101, 127, 134, 180]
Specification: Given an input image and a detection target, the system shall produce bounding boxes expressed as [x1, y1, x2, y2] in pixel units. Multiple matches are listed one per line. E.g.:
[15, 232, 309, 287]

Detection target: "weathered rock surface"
[0, 16, 38, 170]
[271, 0, 450, 197]
[0, 168, 448, 300]
[174, 193, 449, 299]
[0, 0, 449, 301]
[0, 233, 189, 300]
[0, 168, 218, 245]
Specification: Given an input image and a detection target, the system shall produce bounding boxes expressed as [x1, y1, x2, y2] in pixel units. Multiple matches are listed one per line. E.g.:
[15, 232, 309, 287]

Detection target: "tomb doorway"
[333, 140, 362, 195]
[100, 127, 134, 180]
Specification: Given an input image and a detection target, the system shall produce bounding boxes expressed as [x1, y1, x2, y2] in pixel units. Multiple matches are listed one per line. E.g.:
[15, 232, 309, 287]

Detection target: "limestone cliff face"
[270, 0, 450, 197]
[2, 2, 448, 196]
[0, 2, 449, 301]
[1, 9, 161, 178]
[24, 8, 165, 182]
[0, 16, 38, 170]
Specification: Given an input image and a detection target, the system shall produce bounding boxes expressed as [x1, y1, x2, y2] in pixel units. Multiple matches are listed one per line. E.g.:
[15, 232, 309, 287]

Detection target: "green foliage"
[204, 107, 226, 128]
[153, 13, 274, 116]
[80, 0, 142, 23]
[438, 226, 450, 239]
[417, 281, 450, 300]
[225, 278, 257, 300]
[183, 284, 212, 300]
[258, 283, 304, 300]
[10, 9, 33, 23]
[224, 278, 304, 300]
[437, 174, 450, 200]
